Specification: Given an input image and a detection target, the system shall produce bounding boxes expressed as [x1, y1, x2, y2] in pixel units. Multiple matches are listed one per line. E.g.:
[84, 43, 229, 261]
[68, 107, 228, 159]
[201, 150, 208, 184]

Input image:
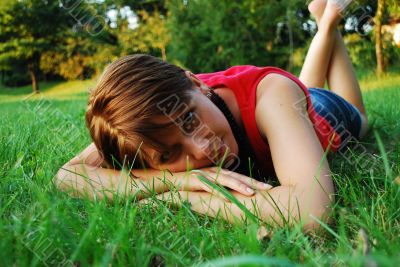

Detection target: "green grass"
[0, 72, 399, 266]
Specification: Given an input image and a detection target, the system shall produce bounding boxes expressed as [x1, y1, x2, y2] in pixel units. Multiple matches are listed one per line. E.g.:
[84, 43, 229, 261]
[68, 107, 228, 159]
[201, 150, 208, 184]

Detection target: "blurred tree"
[101, 1, 170, 60]
[166, 0, 308, 73]
[40, 34, 99, 80]
[104, 0, 167, 16]
[1, 0, 397, 89]
[0, 0, 71, 93]
[375, 0, 386, 76]
[337, 0, 400, 72]
[132, 10, 170, 60]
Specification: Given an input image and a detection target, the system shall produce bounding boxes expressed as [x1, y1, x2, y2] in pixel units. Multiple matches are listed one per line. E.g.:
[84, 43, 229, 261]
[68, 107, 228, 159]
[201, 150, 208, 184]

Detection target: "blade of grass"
[195, 173, 260, 224]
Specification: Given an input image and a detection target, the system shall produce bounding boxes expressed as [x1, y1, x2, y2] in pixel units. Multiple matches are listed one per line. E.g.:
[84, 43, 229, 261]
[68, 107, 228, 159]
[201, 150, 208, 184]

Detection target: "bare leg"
[306, 0, 367, 115]
[298, 9, 336, 88]
[300, 0, 369, 137]
[299, 0, 344, 88]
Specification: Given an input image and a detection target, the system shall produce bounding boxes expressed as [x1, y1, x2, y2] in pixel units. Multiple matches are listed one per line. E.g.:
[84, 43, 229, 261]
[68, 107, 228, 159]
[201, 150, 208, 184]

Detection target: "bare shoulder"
[256, 73, 306, 106]
[255, 73, 309, 140]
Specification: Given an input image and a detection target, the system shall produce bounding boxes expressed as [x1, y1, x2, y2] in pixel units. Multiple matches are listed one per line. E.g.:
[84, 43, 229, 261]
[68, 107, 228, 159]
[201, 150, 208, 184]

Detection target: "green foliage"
[0, 0, 399, 87]
[1, 62, 31, 87]
[0, 0, 72, 90]
[133, 10, 170, 60]
[166, 0, 308, 73]
[345, 33, 376, 68]
[40, 35, 100, 80]
[345, 27, 400, 70]
[110, 9, 169, 60]
[0, 0, 67, 63]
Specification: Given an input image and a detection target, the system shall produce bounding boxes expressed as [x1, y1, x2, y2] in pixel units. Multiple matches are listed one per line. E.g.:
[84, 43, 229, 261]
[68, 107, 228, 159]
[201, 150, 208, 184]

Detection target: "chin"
[227, 136, 239, 156]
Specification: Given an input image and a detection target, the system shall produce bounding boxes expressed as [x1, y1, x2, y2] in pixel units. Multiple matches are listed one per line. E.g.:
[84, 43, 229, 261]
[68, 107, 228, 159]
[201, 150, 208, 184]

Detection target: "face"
[144, 77, 239, 172]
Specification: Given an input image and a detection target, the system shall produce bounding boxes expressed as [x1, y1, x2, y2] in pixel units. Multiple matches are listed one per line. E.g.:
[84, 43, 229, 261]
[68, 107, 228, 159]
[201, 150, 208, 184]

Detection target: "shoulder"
[255, 73, 309, 139]
[253, 74, 333, 189]
[256, 73, 307, 107]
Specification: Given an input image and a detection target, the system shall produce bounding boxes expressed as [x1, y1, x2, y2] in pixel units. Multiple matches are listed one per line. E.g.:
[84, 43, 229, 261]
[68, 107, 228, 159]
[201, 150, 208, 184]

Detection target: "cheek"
[203, 109, 227, 133]
[162, 159, 190, 172]
[163, 156, 213, 172]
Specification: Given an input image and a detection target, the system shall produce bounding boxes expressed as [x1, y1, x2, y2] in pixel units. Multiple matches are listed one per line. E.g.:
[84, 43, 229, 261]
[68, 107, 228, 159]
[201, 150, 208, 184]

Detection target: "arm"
[146, 74, 335, 230]
[254, 73, 335, 229]
[55, 143, 272, 201]
[55, 143, 187, 200]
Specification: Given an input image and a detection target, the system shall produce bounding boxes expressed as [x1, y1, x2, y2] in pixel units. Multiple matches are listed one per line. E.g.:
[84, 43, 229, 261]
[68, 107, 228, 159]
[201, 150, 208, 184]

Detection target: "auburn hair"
[85, 54, 194, 169]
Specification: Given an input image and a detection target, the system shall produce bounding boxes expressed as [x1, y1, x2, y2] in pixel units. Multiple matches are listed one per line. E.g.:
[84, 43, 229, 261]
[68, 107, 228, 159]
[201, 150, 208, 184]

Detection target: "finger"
[204, 168, 257, 196]
[195, 168, 268, 196]
[215, 168, 273, 191]
[191, 169, 234, 197]
[199, 168, 255, 196]
[192, 170, 233, 201]
[190, 171, 227, 199]
[221, 177, 256, 196]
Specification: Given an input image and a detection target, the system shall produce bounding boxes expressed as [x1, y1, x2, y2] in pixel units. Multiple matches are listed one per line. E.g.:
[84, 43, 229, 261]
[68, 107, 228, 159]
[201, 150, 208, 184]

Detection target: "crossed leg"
[299, 0, 369, 137]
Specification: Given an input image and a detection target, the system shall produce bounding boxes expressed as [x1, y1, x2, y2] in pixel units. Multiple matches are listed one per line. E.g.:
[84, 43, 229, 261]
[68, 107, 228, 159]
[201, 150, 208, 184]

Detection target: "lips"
[214, 138, 228, 163]
[205, 137, 228, 164]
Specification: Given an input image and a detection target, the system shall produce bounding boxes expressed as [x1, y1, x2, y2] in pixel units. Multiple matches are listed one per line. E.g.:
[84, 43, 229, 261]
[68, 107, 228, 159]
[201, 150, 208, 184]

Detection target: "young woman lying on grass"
[56, 0, 369, 231]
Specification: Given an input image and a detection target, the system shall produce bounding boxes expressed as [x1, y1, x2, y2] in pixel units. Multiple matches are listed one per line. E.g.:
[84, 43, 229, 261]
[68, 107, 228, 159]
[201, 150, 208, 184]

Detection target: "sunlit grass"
[0, 70, 399, 266]
[360, 72, 400, 92]
[0, 80, 94, 103]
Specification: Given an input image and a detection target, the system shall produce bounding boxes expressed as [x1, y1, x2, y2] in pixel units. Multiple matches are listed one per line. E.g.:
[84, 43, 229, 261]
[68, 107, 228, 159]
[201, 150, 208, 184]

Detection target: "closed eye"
[181, 108, 199, 135]
[159, 151, 172, 163]
[159, 145, 181, 164]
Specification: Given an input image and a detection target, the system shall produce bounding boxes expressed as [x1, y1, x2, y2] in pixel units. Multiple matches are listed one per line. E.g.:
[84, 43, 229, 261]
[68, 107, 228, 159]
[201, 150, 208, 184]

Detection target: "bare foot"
[308, 0, 328, 22]
[308, 0, 327, 23]
[319, 0, 353, 30]
[329, 0, 353, 13]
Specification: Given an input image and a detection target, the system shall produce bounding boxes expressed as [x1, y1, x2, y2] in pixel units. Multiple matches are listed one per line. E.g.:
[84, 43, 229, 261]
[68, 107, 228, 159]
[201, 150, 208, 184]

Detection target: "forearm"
[56, 144, 270, 201]
[55, 162, 191, 201]
[154, 184, 334, 230]
[55, 143, 194, 200]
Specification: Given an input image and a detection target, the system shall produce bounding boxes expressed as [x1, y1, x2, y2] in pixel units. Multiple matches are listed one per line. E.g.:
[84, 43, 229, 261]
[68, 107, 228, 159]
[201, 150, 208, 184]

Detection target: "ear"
[185, 70, 210, 94]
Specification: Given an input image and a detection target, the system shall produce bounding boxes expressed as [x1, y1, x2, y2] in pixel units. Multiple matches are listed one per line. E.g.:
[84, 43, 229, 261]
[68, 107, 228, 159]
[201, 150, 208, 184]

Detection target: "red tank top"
[196, 65, 341, 175]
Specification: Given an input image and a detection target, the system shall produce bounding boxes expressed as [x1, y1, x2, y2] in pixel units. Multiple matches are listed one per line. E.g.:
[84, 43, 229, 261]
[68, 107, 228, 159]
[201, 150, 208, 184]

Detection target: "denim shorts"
[308, 88, 363, 150]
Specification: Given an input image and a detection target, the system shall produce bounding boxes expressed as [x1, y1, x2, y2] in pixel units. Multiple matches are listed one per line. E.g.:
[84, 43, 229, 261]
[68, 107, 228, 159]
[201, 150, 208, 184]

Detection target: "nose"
[183, 136, 209, 162]
[185, 136, 223, 165]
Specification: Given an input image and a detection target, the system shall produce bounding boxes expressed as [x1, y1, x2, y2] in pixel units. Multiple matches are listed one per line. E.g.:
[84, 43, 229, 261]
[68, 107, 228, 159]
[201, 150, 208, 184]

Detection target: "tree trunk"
[286, 10, 294, 72]
[28, 63, 39, 93]
[375, 0, 386, 77]
[161, 46, 167, 61]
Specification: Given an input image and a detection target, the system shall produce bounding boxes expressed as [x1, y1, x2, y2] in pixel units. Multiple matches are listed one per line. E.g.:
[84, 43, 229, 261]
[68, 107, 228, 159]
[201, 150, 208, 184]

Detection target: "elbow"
[302, 190, 335, 232]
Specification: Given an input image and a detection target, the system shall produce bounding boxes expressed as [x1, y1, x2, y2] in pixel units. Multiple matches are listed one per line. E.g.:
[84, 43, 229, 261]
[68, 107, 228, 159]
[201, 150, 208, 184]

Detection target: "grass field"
[0, 70, 399, 266]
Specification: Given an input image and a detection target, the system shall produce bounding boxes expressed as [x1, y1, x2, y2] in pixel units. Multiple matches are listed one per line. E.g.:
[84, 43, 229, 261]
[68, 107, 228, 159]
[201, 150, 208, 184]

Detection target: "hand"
[174, 167, 273, 200]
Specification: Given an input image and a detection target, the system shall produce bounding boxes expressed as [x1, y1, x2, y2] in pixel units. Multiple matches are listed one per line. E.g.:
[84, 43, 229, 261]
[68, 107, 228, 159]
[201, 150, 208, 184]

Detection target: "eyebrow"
[165, 100, 195, 125]
[149, 100, 196, 164]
